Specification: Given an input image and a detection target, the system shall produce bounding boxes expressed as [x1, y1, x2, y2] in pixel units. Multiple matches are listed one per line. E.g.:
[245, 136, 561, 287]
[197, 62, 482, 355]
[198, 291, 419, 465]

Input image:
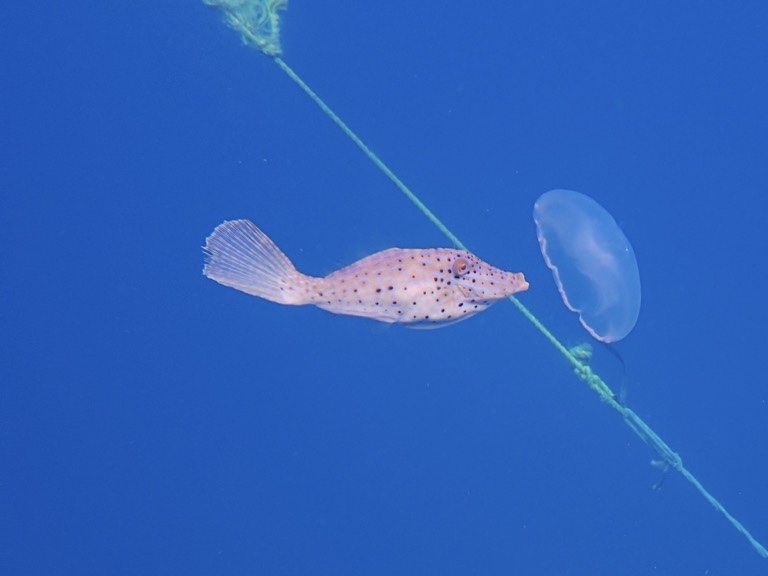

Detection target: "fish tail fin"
[203, 220, 313, 305]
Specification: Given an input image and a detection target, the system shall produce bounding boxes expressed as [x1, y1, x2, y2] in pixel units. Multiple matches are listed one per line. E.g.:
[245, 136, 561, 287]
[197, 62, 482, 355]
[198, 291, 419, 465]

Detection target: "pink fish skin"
[203, 220, 529, 328]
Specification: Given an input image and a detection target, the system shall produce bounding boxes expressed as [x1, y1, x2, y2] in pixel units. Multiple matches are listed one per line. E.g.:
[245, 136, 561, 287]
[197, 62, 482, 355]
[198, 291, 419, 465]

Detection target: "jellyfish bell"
[533, 189, 641, 343]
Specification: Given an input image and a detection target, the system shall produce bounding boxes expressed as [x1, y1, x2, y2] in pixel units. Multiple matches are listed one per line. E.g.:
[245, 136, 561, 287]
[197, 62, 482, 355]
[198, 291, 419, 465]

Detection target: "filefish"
[203, 220, 529, 328]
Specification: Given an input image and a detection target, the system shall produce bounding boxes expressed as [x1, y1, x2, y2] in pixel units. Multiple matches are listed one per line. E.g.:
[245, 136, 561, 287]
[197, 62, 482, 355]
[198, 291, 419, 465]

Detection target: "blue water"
[3, 2, 767, 574]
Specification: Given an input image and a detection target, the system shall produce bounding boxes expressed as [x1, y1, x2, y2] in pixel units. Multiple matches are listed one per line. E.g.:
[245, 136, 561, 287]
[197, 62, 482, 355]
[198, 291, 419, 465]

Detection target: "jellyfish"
[533, 189, 641, 343]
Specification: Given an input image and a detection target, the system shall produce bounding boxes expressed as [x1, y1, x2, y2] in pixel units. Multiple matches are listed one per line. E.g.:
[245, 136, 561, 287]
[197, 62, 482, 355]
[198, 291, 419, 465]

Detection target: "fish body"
[203, 220, 529, 328]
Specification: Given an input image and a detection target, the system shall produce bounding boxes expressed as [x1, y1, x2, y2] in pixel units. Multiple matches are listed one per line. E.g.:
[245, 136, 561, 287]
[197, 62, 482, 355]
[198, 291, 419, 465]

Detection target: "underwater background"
[2, 1, 768, 574]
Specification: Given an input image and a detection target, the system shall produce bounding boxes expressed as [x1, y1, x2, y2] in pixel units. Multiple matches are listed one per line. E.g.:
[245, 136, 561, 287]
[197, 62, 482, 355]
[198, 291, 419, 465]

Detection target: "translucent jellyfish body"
[534, 189, 641, 342]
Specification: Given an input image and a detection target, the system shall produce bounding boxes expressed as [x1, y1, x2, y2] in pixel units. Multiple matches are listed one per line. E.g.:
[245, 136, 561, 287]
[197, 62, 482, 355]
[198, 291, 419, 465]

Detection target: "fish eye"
[452, 258, 469, 277]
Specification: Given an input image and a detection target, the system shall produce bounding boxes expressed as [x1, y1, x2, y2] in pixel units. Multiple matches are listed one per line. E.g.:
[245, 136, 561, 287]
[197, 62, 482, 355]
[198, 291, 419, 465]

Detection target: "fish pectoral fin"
[455, 282, 472, 298]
